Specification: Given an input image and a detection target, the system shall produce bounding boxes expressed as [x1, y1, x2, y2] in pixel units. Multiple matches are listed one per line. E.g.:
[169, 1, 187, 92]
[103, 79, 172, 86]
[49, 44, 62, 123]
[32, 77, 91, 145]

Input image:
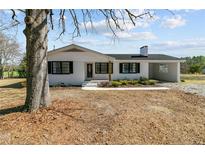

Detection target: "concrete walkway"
[82, 87, 169, 91]
[82, 80, 108, 87]
[82, 80, 169, 91]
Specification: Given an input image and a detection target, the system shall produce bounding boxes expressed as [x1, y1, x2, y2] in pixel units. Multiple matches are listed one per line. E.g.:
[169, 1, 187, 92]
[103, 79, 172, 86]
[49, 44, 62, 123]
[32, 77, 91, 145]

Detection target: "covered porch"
[149, 62, 180, 82]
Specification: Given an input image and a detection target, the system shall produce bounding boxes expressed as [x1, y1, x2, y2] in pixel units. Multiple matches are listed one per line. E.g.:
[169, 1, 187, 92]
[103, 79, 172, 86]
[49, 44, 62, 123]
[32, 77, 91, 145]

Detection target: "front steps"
[82, 80, 108, 87]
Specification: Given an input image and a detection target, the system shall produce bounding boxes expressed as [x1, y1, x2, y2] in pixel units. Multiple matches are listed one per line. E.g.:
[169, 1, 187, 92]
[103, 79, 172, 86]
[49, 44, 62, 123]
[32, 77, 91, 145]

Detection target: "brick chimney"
[140, 45, 148, 56]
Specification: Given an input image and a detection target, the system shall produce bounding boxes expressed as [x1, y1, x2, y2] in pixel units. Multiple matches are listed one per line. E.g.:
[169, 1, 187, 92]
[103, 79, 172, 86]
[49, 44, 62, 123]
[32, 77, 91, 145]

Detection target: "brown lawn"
[0, 79, 205, 144]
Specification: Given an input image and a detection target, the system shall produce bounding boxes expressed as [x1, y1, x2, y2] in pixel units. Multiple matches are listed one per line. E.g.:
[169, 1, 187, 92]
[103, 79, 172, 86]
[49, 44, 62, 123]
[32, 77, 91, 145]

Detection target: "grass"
[181, 74, 205, 84]
[0, 79, 205, 144]
[3, 71, 20, 78]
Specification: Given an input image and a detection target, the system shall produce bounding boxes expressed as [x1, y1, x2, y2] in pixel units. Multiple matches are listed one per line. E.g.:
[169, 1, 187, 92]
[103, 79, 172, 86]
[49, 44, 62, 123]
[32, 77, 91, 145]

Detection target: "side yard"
[159, 74, 205, 97]
[181, 74, 205, 81]
[0, 79, 26, 109]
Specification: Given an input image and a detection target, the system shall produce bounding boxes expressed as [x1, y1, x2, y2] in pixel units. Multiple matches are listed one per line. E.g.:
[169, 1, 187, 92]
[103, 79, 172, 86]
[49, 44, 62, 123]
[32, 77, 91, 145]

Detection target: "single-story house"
[48, 44, 183, 86]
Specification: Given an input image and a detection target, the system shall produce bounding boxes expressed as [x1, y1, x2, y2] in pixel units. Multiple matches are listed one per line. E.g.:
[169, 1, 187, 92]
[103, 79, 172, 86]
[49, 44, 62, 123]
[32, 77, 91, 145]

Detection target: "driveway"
[158, 82, 205, 97]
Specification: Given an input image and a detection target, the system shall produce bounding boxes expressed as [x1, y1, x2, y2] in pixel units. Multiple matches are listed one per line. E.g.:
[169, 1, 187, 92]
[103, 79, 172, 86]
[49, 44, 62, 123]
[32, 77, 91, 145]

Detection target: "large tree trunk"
[23, 9, 51, 112]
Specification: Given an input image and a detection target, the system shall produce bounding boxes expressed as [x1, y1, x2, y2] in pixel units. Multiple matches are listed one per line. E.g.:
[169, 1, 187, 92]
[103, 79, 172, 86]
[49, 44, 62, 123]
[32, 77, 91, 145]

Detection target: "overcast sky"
[1, 9, 205, 58]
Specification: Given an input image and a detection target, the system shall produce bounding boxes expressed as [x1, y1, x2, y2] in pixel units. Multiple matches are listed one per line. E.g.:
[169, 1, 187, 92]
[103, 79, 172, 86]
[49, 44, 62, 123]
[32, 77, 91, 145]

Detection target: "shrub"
[138, 80, 144, 85]
[148, 80, 156, 85]
[17, 70, 27, 78]
[139, 76, 148, 81]
[149, 80, 157, 85]
[120, 80, 128, 85]
[112, 81, 122, 87]
[111, 79, 156, 87]
[128, 80, 139, 85]
[189, 64, 201, 74]
[139, 79, 156, 85]
[127, 80, 133, 85]
[141, 80, 149, 85]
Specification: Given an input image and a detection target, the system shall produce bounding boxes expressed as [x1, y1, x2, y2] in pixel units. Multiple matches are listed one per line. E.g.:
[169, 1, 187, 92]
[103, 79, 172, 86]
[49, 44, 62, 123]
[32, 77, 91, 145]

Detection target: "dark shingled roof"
[106, 54, 181, 60]
[48, 44, 182, 61]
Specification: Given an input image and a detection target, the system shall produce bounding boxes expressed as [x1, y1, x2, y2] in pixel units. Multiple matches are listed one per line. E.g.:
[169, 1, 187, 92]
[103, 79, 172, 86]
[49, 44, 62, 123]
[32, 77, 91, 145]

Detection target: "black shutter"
[48, 61, 52, 74]
[137, 63, 140, 73]
[60, 62, 62, 74]
[111, 63, 113, 73]
[128, 63, 130, 73]
[107, 63, 109, 73]
[119, 63, 122, 73]
[70, 61, 73, 73]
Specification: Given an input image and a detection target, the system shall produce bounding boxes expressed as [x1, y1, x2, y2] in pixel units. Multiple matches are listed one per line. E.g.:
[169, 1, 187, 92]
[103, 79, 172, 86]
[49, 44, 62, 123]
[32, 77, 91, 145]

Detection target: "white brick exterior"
[48, 45, 181, 85]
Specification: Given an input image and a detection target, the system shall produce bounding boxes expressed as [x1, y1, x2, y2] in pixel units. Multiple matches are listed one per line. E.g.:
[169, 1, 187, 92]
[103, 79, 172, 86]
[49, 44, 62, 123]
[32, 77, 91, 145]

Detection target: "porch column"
[177, 62, 180, 82]
[108, 61, 112, 85]
[141, 62, 149, 78]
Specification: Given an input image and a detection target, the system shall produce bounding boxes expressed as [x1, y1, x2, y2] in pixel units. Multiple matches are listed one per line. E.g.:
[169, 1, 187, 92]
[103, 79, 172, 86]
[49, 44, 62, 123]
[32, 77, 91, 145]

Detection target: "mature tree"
[23, 10, 51, 110]
[181, 56, 205, 73]
[9, 9, 154, 112]
[0, 32, 21, 79]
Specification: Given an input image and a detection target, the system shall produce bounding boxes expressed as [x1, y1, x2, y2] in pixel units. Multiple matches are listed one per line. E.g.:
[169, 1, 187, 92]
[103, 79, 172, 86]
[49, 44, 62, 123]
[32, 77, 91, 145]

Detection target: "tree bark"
[24, 9, 51, 112]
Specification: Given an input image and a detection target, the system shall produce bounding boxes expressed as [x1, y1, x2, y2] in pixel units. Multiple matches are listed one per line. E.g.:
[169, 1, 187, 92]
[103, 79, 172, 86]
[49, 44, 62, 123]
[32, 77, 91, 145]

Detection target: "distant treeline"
[181, 56, 205, 74]
[1, 54, 27, 79]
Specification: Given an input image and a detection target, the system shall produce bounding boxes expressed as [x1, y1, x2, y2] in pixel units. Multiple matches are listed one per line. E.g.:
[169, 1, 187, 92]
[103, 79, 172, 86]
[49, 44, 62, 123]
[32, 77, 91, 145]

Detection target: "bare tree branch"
[109, 9, 123, 31]
[99, 9, 117, 37]
[49, 9, 54, 30]
[69, 9, 81, 38]
[56, 9, 66, 39]
[165, 9, 176, 16]
[17, 9, 26, 13]
[17, 9, 156, 41]
[81, 9, 88, 33]
[11, 9, 20, 25]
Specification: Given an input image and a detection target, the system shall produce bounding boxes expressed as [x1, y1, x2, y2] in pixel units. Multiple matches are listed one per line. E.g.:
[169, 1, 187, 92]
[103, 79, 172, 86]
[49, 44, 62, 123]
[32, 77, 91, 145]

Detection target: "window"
[52, 62, 61, 74]
[122, 63, 129, 73]
[95, 62, 113, 74]
[120, 63, 140, 73]
[95, 63, 101, 74]
[48, 61, 73, 74]
[61, 62, 70, 73]
[130, 63, 137, 73]
[159, 64, 168, 73]
[100, 63, 108, 74]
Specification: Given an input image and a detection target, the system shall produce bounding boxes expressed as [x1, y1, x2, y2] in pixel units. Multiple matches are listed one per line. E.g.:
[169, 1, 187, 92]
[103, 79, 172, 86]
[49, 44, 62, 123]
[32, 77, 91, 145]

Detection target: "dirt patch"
[0, 87, 205, 144]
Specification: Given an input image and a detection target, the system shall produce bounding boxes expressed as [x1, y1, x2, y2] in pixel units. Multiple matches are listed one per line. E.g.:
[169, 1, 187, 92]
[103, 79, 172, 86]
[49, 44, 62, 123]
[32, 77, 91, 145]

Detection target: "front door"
[87, 64, 93, 78]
